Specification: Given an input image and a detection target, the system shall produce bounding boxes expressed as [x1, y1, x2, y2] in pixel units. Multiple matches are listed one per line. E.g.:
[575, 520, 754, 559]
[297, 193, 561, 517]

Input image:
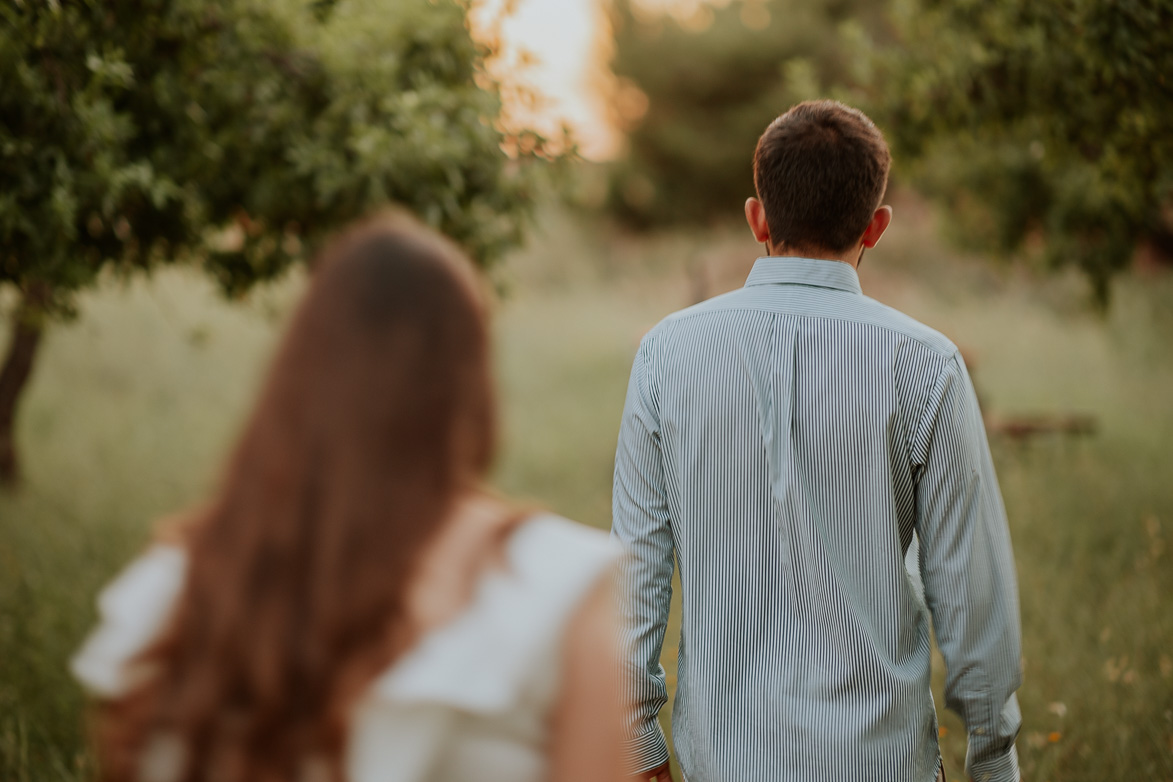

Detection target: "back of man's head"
[752, 100, 891, 256]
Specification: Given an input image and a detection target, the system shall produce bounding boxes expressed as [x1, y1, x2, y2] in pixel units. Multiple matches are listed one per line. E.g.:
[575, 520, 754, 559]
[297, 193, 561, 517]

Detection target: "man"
[611, 100, 1022, 782]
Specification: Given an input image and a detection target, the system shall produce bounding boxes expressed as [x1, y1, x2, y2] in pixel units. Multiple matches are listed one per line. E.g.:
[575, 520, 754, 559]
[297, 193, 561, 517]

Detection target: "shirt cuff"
[622, 722, 670, 774]
[967, 742, 1020, 782]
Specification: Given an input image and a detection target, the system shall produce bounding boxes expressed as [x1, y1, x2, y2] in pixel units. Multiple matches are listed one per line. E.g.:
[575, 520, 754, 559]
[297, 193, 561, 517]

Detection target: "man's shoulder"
[637, 288, 748, 348]
[642, 288, 958, 360]
[668, 289, 746, 320]
[852, 294, 960, 358]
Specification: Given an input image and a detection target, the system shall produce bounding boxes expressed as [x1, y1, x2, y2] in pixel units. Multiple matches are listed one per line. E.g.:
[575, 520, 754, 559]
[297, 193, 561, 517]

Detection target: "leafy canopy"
[872, 0, 1173, 300]
[603, 0, 885, 228]
[0, 0, 542, 312]
[602, 0, 1172, 298]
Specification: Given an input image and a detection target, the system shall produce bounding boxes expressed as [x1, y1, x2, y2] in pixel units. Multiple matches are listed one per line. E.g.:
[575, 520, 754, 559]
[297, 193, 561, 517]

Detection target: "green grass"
[2, 201, 1172, 781]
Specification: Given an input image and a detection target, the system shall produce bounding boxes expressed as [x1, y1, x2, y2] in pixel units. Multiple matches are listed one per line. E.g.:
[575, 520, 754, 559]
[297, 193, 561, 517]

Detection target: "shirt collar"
[744, 256, 862, 295]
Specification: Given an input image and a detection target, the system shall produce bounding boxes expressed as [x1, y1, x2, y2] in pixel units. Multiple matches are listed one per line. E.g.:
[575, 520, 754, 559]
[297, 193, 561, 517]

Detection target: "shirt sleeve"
[913, 353, 1023, 782]
[71, 545, 187, 698]
[610, 338, 674, 774]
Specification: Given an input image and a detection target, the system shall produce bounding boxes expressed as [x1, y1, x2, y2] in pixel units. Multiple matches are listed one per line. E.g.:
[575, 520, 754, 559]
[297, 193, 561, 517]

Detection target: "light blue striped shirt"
[612, 257, 1022, 782]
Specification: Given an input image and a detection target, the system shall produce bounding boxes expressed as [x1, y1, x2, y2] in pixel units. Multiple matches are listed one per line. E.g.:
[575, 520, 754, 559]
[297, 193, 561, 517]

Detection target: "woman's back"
[74, 513, 618, 782]
[72, 215, 624, 782]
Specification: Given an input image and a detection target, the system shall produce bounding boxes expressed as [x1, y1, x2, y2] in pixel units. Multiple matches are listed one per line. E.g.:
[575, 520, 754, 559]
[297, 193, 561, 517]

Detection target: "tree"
[869, 0, 1173, 301]
[603, 0, 888, 228]
[0, 0, 545, 483]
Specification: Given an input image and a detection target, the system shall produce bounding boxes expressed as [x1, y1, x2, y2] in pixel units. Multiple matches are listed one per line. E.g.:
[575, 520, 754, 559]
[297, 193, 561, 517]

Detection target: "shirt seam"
[658, 302, 957, 358]
[637, 332, 662, 425]
[743, 279, 861, 294]
[911, 351, 961, 469]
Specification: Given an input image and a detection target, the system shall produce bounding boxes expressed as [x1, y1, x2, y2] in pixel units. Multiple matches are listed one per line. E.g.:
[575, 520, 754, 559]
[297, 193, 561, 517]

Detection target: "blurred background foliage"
[872, 0, 1173, 302]
[0, 0, 544, 297]
[603, 0, 888, 228]
[0, 0, 556, 482]
[602, 0, 1173, 301]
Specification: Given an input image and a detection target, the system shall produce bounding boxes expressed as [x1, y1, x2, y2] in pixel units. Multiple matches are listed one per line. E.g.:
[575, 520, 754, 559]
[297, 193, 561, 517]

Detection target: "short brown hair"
[752, 100, 891, 254]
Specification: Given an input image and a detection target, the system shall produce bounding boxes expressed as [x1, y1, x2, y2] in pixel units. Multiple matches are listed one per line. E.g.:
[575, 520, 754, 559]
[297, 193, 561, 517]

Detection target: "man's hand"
[630, 761, 674, 782]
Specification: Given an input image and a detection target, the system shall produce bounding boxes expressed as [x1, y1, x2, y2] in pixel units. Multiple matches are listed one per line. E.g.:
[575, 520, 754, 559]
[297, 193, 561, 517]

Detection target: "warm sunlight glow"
[470, 0, 731, 160]
[471, 0, 620, 159]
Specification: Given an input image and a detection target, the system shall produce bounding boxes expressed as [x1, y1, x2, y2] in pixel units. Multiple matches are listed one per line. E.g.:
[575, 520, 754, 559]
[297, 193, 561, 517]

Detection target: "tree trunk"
[0, 285, 49, 487]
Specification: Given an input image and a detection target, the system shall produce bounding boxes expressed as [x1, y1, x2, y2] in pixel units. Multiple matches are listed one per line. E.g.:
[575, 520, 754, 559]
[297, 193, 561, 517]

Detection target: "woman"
[71, 213, 623, 782]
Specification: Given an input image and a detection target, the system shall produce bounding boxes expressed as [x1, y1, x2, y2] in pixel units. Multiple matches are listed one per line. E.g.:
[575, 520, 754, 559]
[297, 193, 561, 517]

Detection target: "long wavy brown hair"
[96, 213, 500, 782]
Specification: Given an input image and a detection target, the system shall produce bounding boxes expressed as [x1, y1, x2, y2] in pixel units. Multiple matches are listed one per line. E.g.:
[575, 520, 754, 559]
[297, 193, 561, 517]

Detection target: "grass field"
[2, 199, 1171, 781]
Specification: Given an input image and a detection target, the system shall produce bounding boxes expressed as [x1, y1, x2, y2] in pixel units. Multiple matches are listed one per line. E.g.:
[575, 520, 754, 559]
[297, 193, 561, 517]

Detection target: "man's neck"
[768, 243, 863, 268]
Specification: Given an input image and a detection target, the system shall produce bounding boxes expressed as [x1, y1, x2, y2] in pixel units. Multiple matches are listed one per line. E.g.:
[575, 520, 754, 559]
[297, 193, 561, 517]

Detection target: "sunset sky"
[471, 0, 725, 159]
[472, 0, 617, 158]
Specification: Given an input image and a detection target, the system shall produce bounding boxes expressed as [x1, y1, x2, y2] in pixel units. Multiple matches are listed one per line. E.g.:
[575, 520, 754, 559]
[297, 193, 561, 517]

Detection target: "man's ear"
[745, 197, 771, 246]
[861, 205, 893, 249]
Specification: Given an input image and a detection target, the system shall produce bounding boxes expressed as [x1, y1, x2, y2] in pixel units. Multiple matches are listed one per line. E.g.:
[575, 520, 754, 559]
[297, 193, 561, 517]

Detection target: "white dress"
[72, 514, 619, 782]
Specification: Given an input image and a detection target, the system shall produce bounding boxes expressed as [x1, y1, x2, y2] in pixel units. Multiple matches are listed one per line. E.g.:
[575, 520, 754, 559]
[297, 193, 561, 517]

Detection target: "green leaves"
[603, 0, 885, 228]
[871, 0, 1173, 300]
[602, 0, 1173, 299]
[0, 0, 542, 308]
